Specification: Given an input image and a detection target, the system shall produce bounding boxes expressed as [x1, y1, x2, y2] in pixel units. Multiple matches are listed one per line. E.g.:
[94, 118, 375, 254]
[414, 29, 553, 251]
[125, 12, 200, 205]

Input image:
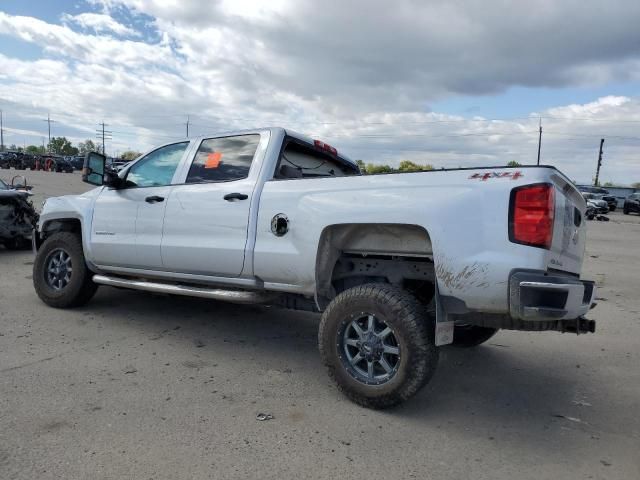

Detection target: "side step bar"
[92, 274, 275, 304]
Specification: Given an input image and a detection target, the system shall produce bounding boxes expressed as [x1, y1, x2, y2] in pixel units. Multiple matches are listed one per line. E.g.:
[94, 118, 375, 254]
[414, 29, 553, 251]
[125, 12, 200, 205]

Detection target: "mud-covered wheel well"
[37, 218, 82, 248]
[316, 224, 436, 309]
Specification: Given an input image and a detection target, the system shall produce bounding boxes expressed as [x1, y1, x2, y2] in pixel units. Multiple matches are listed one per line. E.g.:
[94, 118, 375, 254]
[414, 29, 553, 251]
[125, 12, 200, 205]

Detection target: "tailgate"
[548, 172, 587, 275]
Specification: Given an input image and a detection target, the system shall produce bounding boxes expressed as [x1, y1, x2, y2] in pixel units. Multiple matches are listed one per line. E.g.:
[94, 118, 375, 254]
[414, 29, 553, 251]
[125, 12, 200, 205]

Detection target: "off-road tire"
[318, 283, 439, 409]
[33, 232, 98, 308]
[623, 206, 629, 214]
[451, 325, 498, 347]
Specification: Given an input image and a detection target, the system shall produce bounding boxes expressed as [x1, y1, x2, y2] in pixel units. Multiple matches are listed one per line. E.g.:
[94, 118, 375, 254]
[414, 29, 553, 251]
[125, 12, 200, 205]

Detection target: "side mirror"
[82, 152, 121, 188]
[82, 152, 106, 186]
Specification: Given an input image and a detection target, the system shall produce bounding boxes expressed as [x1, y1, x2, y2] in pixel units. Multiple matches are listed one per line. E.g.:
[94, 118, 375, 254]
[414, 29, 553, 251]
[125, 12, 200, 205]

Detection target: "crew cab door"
[160, 134, 262, 277]
[90, 142, 190, 269]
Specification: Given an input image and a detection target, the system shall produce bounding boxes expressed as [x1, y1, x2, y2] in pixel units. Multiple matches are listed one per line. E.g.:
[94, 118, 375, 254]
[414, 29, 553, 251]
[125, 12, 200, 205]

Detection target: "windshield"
[0, 178, 8, 190]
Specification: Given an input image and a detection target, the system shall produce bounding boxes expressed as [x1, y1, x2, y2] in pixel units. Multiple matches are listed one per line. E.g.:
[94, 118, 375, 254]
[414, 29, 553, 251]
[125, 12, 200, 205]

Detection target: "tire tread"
[318, 283, 438, 409]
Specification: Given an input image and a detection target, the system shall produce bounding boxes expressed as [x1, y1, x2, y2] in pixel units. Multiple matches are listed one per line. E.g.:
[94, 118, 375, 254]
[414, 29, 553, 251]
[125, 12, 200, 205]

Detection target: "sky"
[0, 0, 639, 184]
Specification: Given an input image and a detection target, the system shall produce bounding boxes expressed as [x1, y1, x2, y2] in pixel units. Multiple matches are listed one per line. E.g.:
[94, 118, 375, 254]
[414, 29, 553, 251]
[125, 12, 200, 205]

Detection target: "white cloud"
[61, 12, 140, 37]
[0, 3, 639, 185]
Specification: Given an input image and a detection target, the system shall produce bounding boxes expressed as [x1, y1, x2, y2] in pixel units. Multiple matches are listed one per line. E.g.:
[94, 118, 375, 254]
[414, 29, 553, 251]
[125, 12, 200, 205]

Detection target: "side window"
[125, 142, 189, 188]
[186, 134, 260, 183]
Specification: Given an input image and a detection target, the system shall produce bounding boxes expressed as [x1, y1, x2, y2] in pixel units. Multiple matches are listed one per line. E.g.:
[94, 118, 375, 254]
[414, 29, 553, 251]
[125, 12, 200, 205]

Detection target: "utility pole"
[185, 115, 190, 138]
[0, 109, 4, 152]
[536, 117, 542, 165]
[42, 113, 56, 151]
[95, 122, 112, 157]
[594, 138, 604, 186]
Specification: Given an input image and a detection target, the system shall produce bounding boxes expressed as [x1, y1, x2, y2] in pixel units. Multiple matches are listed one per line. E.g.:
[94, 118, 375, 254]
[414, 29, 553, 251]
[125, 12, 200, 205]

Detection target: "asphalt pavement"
[1, 170, 638, 479]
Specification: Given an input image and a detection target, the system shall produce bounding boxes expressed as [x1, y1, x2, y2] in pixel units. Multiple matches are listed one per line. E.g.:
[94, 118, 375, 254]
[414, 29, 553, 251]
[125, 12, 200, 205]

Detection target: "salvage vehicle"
[70, 156, 85, 170]
[582, 193, 609, 214]
[53, 157, 75, 173]
[32, 128, 596, 408]
[0, 152, 27, 170]
[0, 176, 38, 250]
[623, 192, 640, 215]
[577, 185, 617, 211]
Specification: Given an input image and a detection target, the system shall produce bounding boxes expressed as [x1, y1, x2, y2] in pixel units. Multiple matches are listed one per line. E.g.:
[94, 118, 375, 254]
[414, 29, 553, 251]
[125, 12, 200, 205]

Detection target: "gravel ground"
[1, 170, 639, 479]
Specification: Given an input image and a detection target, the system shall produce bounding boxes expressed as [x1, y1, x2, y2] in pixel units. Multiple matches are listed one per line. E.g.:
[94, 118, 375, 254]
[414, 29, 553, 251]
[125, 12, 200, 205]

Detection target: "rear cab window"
[275, 139, 360, 179]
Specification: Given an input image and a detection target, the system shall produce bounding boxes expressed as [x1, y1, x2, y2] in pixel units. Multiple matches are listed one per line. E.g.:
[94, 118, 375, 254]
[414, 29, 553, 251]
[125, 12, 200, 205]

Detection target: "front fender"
[36, 188, 102, 264]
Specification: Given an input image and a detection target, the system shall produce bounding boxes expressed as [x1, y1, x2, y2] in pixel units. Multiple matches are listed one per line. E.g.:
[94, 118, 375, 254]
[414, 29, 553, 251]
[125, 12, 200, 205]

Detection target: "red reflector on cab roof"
[509, 183, 555, 249]
[313, 139, 338, 156]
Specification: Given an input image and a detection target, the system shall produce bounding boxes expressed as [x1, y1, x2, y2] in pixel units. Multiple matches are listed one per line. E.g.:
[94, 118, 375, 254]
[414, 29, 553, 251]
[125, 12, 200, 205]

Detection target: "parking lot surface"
[1, 170, 639, 479]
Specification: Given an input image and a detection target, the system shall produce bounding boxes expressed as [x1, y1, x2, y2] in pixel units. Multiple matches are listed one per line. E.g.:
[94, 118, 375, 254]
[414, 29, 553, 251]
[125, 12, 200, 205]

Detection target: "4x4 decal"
[469, 171, 523, 181]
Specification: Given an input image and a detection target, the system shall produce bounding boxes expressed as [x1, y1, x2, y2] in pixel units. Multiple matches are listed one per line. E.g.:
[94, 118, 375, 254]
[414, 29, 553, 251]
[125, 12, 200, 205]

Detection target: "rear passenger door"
[160, 134, 262, 277]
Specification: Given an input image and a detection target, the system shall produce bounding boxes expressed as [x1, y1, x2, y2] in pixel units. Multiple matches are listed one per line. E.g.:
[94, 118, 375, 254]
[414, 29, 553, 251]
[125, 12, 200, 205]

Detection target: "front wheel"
[33, 232, 98, 308]
[319, 283, 439, 409]
[451, 325, 498, 347]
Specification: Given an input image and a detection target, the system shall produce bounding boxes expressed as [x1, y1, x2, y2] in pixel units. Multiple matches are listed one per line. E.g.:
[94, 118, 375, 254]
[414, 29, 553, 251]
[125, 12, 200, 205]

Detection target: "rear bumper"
[509, 270, 596, 322]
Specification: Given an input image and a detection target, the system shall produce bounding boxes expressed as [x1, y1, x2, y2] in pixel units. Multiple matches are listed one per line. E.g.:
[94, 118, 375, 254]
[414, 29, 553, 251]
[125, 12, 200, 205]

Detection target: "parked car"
[582, 193, 609, 214]
[623, 193, 640, 215]
[53, 158, 75, 173]
[38, 155, 73, 172]
[0, 152, 28, 170]
[70, 156, 85, 170]
[0, 153, 10, 169]
[0, 176, 38, 249]
[19, 154, 40, 171]
[109, 160, 133, 173]
[32, 127, 596, 409]
[577, 186, 617, 211]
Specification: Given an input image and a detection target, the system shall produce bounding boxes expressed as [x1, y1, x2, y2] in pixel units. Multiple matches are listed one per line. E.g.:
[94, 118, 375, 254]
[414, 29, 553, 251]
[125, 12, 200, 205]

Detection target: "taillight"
[509, 183, 555, 249]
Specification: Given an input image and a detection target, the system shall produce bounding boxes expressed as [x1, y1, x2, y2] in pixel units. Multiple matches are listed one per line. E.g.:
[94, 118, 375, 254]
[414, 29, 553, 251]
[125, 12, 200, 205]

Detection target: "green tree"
[48, 137, 78, 155]
[632, 182, 640, 189]
[355, 159, 366, 173]
[77, 139, 98, 154]
[364, 163, 394, 174]
[507, 160, 522, 167]
[603, 181, 615, 187]
[25, 145, 45, 154]
[397, 160, 433, 172]
[120, 150, 142, 161]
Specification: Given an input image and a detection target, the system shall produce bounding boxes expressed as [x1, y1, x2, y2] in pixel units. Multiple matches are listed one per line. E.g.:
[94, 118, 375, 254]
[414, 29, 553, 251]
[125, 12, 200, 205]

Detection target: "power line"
[96, 122, 112, 156]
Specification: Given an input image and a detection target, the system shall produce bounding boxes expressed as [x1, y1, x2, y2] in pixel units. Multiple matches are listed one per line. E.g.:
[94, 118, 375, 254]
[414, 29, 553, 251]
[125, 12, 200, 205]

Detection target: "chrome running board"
[93, 274, 274, 304]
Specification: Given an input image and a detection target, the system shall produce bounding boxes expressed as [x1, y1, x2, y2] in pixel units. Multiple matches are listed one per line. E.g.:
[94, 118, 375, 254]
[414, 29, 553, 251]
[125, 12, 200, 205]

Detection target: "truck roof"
[168, 127, 357, 169]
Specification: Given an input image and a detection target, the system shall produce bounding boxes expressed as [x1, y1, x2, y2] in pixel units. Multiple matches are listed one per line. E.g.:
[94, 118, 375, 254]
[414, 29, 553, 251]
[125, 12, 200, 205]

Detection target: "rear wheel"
[33, 232, 98, 308]
[452, 324, 498, 347]
[319, 283, 438, 409]
[623, 206, 629, 214]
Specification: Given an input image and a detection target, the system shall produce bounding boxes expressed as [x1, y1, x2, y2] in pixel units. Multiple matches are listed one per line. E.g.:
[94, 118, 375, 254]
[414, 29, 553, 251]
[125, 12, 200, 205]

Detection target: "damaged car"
[0, 177, 38, 250]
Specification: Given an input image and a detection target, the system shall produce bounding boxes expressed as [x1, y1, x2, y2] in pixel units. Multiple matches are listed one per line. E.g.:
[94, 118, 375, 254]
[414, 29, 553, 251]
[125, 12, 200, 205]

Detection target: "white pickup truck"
[32, 127, 596, 408]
